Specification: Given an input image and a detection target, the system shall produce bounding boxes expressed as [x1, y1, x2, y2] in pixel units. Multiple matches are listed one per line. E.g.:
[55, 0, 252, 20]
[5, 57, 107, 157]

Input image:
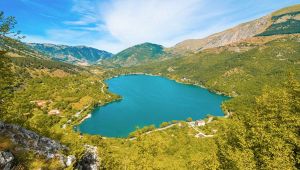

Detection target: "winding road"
[128, 123, 178, 141]
[99, 81, 105, 93]
[190, 124, 214, 138]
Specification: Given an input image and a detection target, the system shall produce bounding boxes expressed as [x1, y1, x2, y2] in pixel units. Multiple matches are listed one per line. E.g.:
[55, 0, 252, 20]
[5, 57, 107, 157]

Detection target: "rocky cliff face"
[0, 121, 67, 159]
[173, 4, 300, 53]
[0, 121, 101, 169]
[75, 145, 100, 170]
[173, 15, 272, 52]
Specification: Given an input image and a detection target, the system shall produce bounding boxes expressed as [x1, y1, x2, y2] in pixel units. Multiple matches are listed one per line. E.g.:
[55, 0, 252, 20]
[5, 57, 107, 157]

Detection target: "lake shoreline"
[107, 72, 233, 98]
[77, 73, 232, 138]
[73, 97, 122, 129]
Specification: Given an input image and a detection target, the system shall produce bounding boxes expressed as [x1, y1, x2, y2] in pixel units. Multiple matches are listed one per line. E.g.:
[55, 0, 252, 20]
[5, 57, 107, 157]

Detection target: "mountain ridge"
[172, 4, 300, 53]
[99, 42, 167, 67]
[99, 4, 300, 68]
[29, 43, 113, 66]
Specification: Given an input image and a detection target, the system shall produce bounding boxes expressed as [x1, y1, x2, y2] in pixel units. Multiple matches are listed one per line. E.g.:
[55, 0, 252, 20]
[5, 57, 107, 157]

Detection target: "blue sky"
[1, 0, 299, 53]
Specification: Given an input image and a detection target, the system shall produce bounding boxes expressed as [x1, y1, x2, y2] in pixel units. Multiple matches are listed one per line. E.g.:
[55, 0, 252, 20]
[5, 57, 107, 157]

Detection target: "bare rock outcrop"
[0, 121, 67, 158]
[0, 121, 77, 167]
[0, 151, 14, 170]
[75, 145, 100, 170]
[0, 122, 102, 168]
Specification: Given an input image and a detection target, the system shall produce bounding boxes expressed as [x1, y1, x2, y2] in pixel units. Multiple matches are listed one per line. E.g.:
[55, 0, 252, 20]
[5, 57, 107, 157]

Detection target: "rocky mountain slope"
[0, 121, 100, 169]
[173, 4, 300, 53]
[29, 43, 113, 66]
[99, 42, 167, 67]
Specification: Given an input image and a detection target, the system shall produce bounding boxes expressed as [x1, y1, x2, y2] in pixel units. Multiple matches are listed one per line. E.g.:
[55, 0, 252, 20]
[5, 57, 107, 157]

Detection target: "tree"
[0, 11, 24, 52]
[160, 122, 170, 128]
[215, 78, 300, 169]
[186, 117, 193, 122]
[0, 12, 14, 34]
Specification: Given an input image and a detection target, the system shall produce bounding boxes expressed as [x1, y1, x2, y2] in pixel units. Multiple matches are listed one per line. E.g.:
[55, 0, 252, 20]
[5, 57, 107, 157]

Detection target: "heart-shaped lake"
[78, 75, 229, 137]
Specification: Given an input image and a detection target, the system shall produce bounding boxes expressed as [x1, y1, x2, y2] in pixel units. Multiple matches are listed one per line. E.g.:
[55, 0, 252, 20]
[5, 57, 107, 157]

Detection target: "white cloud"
[65, 0, 99, 25]
[54, 0, 233, 53]
[104, 0, 201, 43]
[23, 0, 300, 53]
[99, 0, 225, 51]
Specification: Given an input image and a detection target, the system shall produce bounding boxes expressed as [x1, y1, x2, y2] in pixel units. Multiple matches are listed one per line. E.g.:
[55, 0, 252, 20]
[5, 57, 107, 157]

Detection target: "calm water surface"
[79, 75, 229, 137]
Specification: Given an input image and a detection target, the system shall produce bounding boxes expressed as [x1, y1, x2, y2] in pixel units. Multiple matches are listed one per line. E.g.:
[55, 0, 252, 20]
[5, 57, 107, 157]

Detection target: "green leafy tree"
[215, 77, 300, 169]
[186, 117, 193, 122]
[0, 11, 24, 52]
[160, 122, 170, 128]
[0, 12, 16, 35]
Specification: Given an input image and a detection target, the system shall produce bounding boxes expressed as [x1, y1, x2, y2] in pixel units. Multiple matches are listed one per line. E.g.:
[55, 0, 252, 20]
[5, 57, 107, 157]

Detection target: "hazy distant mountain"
[28, 43, 113, 66]
[100, 42, 166, 67]
[173, 4, 300, 53]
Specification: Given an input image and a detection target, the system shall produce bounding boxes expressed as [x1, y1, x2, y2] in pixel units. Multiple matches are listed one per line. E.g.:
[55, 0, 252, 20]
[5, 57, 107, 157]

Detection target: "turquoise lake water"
[79, 75, 229, 137]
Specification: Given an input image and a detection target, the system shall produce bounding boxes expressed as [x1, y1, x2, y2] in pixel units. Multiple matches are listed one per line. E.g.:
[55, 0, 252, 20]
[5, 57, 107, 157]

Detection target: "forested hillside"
[99, 42, 169, 67]
[258, 4, 300, 36]
[118, 35, 300, 96]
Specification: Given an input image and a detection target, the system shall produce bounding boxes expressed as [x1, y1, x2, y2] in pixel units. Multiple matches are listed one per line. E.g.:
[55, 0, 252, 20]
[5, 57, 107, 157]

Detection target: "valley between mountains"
[0, 4, 300, 170]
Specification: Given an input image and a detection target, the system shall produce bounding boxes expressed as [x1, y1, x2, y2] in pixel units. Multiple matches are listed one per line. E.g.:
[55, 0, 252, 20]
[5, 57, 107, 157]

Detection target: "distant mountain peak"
[99, 42, 166, 67]
[28, 43, 113, 65]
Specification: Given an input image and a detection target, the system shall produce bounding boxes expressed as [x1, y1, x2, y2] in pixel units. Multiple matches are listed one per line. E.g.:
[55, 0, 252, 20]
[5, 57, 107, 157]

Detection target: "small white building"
[48, 109, 60, 115]
[195, 120, 206, 126]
